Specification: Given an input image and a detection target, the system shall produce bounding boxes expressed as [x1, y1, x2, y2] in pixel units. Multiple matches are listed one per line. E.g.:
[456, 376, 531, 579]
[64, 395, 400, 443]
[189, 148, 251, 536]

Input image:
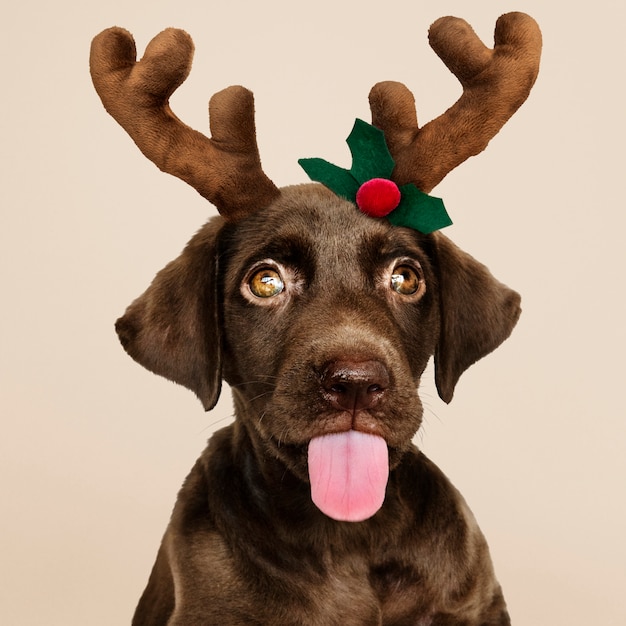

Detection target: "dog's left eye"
[248, 268, 285, 298]
[390, 264, 422, 296]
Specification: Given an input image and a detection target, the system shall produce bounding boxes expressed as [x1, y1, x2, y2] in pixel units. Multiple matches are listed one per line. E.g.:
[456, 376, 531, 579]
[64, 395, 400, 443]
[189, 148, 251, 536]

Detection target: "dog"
[91, 12, 541, 625]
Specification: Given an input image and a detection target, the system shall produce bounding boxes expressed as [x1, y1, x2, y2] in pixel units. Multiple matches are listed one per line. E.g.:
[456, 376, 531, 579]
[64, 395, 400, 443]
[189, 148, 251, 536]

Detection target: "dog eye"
[248, 268, 285, 298]
[390, 264, 422, 296]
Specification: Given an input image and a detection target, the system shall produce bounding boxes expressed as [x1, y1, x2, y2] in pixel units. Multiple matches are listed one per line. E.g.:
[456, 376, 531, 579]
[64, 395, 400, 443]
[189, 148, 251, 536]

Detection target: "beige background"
[2, 0, 624, 623]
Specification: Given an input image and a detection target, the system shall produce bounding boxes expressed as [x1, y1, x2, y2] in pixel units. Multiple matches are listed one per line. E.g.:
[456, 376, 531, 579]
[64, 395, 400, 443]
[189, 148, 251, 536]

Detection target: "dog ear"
[432, 233, 521, 404]
[115, 217, 225, 410]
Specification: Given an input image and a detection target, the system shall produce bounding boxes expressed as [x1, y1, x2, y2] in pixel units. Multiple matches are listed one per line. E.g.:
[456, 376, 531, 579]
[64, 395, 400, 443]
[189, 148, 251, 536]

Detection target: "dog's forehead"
[227, 184, 426, 267]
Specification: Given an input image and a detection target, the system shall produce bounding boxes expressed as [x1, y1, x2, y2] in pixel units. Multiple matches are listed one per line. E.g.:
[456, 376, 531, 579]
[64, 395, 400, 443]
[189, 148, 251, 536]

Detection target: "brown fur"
[119, 185, 520, 625]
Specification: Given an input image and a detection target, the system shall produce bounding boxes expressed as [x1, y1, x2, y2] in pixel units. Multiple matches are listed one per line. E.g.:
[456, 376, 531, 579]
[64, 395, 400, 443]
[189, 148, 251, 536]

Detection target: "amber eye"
[390, 264, 421, 296]
[248, 268, 285, 298]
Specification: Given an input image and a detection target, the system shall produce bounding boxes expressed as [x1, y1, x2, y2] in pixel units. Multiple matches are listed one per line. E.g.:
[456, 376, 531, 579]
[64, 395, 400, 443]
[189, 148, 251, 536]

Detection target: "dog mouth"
[308, 430, 389, 522]
[261, 355, 422, 523]
[271, 425, 403, 523]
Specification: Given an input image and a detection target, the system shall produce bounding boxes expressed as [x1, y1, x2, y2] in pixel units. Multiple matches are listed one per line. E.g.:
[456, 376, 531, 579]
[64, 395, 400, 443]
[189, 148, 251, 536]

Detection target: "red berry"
[356, 178, 401, 218]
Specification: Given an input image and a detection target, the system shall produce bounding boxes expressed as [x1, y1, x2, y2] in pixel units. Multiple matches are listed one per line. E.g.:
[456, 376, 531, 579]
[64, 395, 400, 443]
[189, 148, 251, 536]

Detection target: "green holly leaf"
[347, 119, 395, 183]
[387, 185, 452, 234]
[298, 158, 360, 200]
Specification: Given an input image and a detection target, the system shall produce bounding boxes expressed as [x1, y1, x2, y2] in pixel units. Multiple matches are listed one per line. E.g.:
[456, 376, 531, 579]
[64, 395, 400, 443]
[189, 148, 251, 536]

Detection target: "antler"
[89, 27, 279, 221]
[369, 12, 542, 193]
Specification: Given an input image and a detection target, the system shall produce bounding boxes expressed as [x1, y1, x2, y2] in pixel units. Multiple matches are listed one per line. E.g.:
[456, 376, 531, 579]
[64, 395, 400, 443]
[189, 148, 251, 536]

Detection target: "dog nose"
[321, 360, 390, 412]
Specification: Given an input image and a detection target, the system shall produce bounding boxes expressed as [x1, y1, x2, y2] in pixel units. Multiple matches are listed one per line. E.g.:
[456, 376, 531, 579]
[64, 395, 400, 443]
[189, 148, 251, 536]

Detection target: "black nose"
[321, 360, 390, 412]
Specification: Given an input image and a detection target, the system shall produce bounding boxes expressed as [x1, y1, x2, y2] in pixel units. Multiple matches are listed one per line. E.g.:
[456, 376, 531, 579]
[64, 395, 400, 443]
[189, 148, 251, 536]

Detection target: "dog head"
[114, 183, 520, 518]
[92, 14, 540, 520]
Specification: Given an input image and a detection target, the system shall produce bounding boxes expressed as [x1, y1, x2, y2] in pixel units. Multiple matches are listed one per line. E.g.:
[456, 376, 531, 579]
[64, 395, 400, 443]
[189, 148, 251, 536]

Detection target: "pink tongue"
[308, 430, 389, 522]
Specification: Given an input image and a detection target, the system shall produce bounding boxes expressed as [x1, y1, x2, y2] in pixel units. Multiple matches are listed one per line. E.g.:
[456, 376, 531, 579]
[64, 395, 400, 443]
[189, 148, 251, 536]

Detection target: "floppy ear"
[115, 217, 225, 410]
[432, 233, 521, 404]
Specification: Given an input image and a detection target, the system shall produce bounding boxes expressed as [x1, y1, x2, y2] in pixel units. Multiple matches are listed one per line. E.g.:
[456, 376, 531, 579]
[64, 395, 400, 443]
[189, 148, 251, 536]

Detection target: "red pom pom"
[356, 178, 401, 218]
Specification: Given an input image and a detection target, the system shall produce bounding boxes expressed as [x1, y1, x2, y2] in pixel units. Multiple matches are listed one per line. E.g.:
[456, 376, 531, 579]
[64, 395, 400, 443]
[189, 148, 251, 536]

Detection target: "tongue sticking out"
[308, 430, 389, 522]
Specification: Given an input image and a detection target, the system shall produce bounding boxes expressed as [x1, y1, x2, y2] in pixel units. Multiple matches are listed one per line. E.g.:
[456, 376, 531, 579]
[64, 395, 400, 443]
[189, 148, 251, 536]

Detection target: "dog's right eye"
[248, 268, 285, 298]
[390, 264, 423, 296]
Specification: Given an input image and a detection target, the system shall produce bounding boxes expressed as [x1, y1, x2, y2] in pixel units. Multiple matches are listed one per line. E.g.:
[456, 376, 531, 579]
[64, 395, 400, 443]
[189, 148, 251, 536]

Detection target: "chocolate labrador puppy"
[90, 12, 541, 626]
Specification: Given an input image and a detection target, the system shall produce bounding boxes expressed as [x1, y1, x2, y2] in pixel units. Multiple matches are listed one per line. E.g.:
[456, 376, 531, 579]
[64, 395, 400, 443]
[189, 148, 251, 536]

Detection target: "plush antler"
[369, 12, 542, 193]
[89, 27, 279, 221]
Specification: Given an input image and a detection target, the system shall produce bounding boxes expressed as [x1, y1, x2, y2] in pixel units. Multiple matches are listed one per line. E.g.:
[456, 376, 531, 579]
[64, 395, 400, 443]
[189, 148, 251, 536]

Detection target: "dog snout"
[321, 360, 390, 412]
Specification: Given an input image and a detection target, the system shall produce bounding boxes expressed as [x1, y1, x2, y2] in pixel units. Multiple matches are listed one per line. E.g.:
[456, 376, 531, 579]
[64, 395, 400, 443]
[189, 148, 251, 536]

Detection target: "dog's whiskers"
[229, 378, 278, 390]
[421, 399, 443, 425]
[198, 412, 236, 435]
[247, 390, 274, 404]
[273, 423, 290, 448]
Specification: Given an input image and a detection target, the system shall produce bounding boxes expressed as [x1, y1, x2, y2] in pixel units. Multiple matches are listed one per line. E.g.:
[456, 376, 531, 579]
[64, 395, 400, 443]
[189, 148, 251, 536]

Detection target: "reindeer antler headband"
[90, 13, 541, 230]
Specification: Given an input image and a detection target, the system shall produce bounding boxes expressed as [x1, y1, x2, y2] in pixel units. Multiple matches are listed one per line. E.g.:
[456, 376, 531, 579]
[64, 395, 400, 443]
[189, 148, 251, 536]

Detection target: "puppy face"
[116, 182, 520, 494]
[219, 184, 439, 481]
